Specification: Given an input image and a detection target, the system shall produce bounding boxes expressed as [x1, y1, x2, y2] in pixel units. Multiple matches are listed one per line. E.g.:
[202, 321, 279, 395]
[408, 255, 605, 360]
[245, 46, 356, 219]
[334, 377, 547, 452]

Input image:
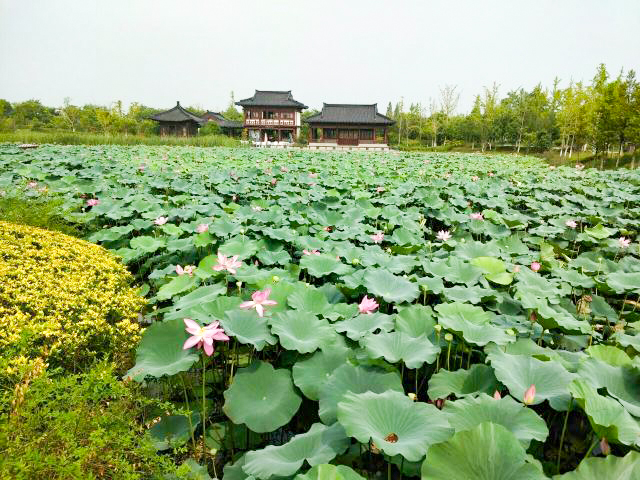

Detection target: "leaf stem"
[202, 354, 207, 461]
[556, 400, 572, 473]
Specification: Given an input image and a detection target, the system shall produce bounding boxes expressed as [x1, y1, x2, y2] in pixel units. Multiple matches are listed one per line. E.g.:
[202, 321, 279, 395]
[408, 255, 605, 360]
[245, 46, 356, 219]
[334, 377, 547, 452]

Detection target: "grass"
[0, 129, 243, 148]
[0, 194, 84, 236]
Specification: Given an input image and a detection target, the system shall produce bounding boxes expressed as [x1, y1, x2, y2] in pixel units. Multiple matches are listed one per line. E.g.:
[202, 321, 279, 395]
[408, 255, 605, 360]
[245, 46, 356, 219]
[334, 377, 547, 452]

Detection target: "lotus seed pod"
[506, 328, 516, 336]
[434, 324, 442, 333]
[444, 333, 453, 342]
[352, 258, 360, 265]
[407, 393, 417, 401]
[272, 275, 280, 282]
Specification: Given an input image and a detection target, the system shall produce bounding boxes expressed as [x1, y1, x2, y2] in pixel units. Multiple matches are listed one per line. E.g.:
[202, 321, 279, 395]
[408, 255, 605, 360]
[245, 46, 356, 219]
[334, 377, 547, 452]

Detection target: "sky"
[1, 0, 639, 114]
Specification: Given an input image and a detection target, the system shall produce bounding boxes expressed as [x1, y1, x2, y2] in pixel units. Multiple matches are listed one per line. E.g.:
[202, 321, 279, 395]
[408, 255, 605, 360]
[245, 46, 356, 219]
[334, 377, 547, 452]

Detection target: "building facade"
[306, 104, 395, 151]
[236, 90, 307, 144]
[150, 101, 204, 137]
[201, 111, 243, 136]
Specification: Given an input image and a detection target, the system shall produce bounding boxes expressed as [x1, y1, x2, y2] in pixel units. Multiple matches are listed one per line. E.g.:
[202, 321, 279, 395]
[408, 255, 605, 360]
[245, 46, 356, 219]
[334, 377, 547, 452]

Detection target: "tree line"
[0, 94, 243, 137]
[386, 64, 639, 157]
[1, 65, 638, 155]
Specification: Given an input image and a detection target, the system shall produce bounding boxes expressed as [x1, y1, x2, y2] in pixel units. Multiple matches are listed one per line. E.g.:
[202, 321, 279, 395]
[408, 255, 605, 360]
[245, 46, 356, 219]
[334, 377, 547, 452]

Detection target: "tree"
[223, 91, 242, 122]
[60, 97, 81, 132]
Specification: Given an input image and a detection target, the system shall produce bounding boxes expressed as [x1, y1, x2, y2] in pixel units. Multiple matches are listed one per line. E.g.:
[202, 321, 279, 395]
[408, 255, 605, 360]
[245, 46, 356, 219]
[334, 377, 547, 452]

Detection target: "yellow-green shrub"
[0, 221, 145, 381]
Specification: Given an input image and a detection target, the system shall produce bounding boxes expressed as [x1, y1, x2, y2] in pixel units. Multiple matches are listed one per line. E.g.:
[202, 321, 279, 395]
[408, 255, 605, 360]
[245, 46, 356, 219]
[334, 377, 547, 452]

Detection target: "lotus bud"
[493, 390, 501, 400]
[523, 384, 536, 405]
[240, 229, 245, 234]
[444, 333, 453, 342]
[434, 324, 442, 333]
[236, 281, 243, 288]
[599, 437, 610, 456]
[272, 275, 280, 282]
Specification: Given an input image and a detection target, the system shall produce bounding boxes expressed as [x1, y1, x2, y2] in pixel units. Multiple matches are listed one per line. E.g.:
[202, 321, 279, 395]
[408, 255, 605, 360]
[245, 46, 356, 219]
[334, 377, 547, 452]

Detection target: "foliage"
[0, 221, 145, 391]
[0, 362, 177, 479]
[0, 193, 83, 236]
[1, 144, 639, 477]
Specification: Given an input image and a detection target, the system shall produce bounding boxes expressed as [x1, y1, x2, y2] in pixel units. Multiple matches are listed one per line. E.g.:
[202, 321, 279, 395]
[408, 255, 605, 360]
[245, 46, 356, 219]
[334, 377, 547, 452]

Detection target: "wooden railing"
[245, 118, 295, 127]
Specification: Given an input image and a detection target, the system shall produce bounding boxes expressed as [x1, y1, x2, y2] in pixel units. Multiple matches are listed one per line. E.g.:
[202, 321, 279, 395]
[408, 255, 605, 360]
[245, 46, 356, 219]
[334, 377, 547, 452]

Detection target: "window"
[324, 128, 336, 139]
[360, 129, 373, 140]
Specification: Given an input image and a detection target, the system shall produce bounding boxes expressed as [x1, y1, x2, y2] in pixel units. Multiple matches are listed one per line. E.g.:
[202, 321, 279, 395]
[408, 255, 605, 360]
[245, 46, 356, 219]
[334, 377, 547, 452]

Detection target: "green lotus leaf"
[442, 286, 490, 304]
[443, 394, 549, 448]
[269, 311, 337, 354]
[287, 285, 332, 315]
[577, 357, 640, 417]
[223, 361, 302, 433]
[300, 254, 353, 277]
[193, 231, 214, 248]
[363, 268, 420, 304]
[583, 223, 614, 239]
[172, 283, 227, 311]
[318, 363, 403, 424]
[292, 341, 351, 401]
[421, 422, 547, 480]
[435, 303, 514, 346]
[569, 379, 640, 446]
[219, 235, 259, 258]
[223, 455, 255, 480]
[178, 458, 213, 480]
[606, 271, 640, 294]
[337, 390, 452, 462]
[148, 413, 200, 451]
[295, 464, 365, 480]
[360, 331, 440, 369]
[126, 318, 199, 381]
[427, 364, 499, 399]
[519, 296, 591, 333]
[130, 235, 166, 253]
[553, 451, 640, 479]
[394, 305, 436, 337]
[156, 274, 198, 301]
[257, 249, 292, 266]
[471, 256, 513, 285]
[486, 345, 576, 411]
[242, 423, 349, 479]
[334, 312, 395, 341]
[614, 333, 640, 353]
[586, 345, 633, 366]
[220, 310, 277, 351]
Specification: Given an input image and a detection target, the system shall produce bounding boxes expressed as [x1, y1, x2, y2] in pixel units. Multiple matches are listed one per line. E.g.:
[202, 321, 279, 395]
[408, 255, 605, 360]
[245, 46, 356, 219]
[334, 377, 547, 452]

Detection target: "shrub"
[0, 362, 177, 479]
[0, 222, 145, 386]
[0, 194, 83, 237]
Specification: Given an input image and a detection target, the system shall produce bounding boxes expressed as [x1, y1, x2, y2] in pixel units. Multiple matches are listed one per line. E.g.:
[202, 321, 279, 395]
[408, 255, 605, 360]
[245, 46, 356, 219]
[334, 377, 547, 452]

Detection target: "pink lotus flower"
[182, 318, 229, 356]
[436, 230, 451, 242]
[513, 265, 521, 273]
[308, 172, 318, 178]
[618, 237, 631, 248]
[280, 166, 289, 173]
[252, 206, 263, 212]
[271, 178, 277, 186]
[565, 220, 577, 229]
[27, 181, 38, 189]
[493, 390, 501, 400]
[323, 226, 331, 232]
[488, 172, 494, 177]
[531, 261, 541, 272]
[470, 213, 484, 221]
[371, 232, 384, 244]
[196, 223, 209, 233]
[575, 164, 585, 170]
[376, 186, 385, 193]
[444, 173, 451, 179]
[424, 159, 430, 164]
[358, 295, 379, 314]
[471, 175, 479, 182]
[523, 384, 536, 405]
[303, 249, 320, 255]
[240, 288, 277, 317]
[155, 216, 168, 226]
[176, 265, 194, 276]
[138, 164, 146, 172]
[549, 165, 556, 170]
[86, 198, 100, 207]
[212, 252, 242, 275]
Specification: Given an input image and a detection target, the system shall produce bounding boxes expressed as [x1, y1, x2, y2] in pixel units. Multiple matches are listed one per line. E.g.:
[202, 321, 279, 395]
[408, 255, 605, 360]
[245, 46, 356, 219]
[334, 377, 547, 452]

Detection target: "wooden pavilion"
[150, 102, 204, 137]
[306, 104, 394, 150]
[201, 111, 243, 136]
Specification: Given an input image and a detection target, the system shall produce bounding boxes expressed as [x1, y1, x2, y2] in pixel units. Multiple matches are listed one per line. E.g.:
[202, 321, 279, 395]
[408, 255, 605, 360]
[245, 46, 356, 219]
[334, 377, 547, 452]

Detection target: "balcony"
[245, 118, 295, 127]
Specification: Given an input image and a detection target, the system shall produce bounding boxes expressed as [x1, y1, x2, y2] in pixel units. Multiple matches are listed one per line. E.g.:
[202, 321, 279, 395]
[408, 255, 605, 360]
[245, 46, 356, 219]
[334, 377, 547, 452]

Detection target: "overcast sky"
[1, 0, 639, 114]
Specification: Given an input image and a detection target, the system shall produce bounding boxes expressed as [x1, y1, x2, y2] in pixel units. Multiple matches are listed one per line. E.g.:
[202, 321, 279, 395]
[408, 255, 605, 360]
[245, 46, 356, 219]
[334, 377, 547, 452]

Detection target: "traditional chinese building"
[306, 104, 394, 151]
[201, 111, 243, 136]
[150, 101, 204, 137]
[236, 90, 307, 144]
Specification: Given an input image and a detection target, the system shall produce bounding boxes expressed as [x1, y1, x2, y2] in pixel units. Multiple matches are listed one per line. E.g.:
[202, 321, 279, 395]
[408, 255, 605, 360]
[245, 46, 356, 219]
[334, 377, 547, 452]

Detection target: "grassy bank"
[0, 129, 242, 148]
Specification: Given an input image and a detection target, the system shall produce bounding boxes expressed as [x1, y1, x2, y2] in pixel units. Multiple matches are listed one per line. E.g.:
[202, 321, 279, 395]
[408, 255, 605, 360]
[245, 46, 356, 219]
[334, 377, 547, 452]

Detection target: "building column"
[384, 128, 388, 145]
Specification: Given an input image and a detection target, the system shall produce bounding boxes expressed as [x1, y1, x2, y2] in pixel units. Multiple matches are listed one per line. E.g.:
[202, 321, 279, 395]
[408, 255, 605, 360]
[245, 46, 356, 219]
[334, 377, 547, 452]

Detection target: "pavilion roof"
[305, 104, 395, 125]
[236, 90, 307, 109]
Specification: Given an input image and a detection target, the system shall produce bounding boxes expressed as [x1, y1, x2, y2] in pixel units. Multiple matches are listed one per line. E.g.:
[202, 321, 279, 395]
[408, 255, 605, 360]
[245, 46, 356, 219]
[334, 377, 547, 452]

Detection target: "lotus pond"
[2, 144, 640, 479]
